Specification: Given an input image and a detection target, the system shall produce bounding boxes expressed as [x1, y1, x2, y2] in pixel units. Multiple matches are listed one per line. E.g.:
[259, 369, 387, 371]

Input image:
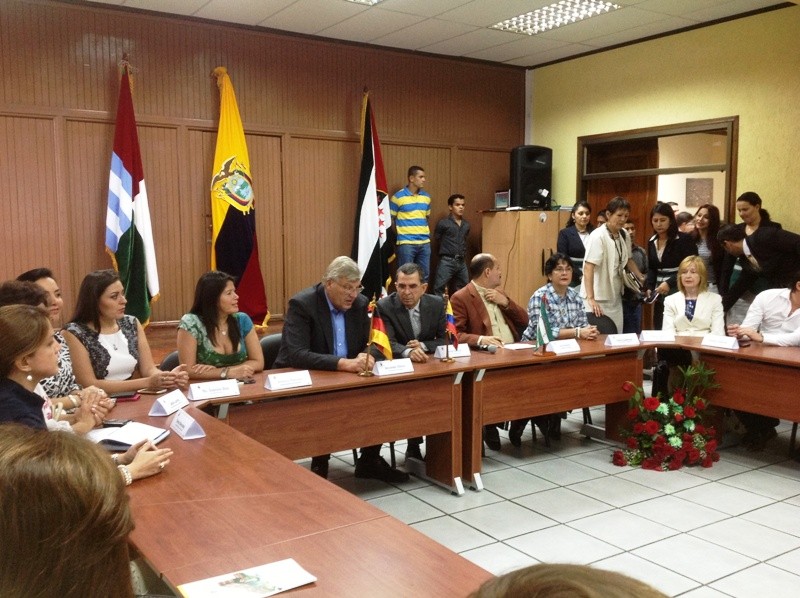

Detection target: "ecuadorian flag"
[106, 64, 159, 325]
[446, 297, 459, 349]
[210, 67, 269, 324]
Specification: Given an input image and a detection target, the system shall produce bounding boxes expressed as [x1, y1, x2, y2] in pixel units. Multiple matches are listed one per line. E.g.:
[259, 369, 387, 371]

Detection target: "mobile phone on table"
[102, 418, 131, 427]
[137, 387, 168, 395]
[238, 377, 256, 384]
[110, 392, 140, 402]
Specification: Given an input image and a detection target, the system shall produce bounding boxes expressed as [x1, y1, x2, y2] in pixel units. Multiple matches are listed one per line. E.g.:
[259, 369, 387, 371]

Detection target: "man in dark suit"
[274, 256, 409, 483]
[378, 262, 447, 460]
[718, 224, 800, 312]
[451, 253, 528, 450]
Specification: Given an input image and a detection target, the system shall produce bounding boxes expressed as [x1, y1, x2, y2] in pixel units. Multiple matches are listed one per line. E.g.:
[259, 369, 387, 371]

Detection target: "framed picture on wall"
[686, 178, 713, 208]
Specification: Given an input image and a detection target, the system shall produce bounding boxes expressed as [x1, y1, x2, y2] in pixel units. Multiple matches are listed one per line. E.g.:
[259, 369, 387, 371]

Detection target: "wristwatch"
[220, 367, 229, 380]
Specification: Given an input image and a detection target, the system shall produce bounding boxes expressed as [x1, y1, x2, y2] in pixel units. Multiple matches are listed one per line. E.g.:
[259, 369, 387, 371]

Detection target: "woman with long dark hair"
[646, 202, 698, 329]
[691, 204, 723, 293]
[64, 269, 187, 393]
[720, 191, 782, 323]
[177, 271, 263, 380]
[557, 201, 594, 287]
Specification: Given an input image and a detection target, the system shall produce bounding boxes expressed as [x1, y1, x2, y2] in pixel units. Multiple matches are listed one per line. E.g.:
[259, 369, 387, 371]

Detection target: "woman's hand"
[587, 298, 603, 317]
[231, 364, 255, 379]
[122, 440, 174, 481]
[170, 364, 189, 389]
[656, 282, 670, 295]
[69, 395, 104, 434]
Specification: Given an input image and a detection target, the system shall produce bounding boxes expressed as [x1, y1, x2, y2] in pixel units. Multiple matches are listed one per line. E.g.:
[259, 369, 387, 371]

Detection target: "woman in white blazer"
[662, 255, 725, 337]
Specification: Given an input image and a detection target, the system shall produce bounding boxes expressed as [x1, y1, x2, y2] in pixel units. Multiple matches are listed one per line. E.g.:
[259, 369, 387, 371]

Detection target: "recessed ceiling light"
[492, 0, 621, 35]
[342, 0, 386, 6]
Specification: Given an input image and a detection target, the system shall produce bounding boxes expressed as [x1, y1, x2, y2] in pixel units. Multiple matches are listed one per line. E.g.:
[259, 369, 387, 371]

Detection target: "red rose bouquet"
[613, 362, 720, 471]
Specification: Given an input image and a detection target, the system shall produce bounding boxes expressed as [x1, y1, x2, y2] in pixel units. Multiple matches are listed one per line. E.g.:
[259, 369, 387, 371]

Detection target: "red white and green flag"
[105, 64, 159, 325]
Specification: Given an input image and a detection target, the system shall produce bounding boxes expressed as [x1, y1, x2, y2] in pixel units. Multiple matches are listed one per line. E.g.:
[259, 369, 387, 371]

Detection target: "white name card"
[169, 409, 206, 440]
[434, 344, 471, 358]
[373, 358, 414, 376]
[264, 370, 313, 391]
[546, 339, 581, 354]
[187, 379, 241, 401]
[148, 389, 189, 416]
[639, 330, 676, 343]
[604, 333, 641, 347]
[702, 334, 739, 350]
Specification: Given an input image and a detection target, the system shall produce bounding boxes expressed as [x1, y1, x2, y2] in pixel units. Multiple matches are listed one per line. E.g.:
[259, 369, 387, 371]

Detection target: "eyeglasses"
[334, 280, 364, 295]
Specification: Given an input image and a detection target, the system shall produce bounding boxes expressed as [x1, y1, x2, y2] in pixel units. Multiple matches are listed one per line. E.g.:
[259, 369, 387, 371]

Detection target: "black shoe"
[355, 456, 410, 483]
[508, 420, 527, 447]
[548, 414, 563, 441]
[483, 424, 501, 451]
[406, 443, 424, 461]
[748, 427, 777, 452]
[310, 456, 329, 479]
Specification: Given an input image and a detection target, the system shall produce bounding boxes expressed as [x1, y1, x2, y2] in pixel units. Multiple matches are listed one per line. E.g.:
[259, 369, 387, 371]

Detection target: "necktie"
[410, 308, 421, 338]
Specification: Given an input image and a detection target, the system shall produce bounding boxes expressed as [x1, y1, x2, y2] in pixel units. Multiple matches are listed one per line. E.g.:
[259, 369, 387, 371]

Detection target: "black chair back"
[260, 333, 282, 369]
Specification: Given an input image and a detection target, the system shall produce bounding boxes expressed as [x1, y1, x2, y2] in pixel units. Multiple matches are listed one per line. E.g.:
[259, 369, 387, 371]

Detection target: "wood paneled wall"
[0, 0, 524, 322]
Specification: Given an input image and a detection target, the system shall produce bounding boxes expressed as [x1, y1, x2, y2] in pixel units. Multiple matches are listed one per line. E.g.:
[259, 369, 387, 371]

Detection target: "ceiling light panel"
[492, 0, 622, 35]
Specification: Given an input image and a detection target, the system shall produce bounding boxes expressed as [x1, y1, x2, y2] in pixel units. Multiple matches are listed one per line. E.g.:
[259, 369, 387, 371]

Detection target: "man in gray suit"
[274, 256, 409, 483]
[378, 263, 448, 460]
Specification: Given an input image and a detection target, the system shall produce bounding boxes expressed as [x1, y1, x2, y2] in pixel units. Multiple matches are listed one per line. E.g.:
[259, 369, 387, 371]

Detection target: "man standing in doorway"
[433, 194, 470, 296]
[391, 166, 431, 281]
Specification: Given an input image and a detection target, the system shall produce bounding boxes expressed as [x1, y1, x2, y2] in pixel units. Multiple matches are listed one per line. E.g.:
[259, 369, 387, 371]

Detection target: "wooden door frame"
[576, 116, 739, 223]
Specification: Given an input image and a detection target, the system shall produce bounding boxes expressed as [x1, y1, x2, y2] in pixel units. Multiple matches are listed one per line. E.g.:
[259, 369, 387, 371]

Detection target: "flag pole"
[441, 288, 455, 363]
[360, 294, 377, 377]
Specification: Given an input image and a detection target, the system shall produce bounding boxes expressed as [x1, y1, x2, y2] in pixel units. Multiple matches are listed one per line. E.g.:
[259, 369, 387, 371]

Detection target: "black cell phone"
[102, 418, 131, 427]
[239, 376, 256, 384]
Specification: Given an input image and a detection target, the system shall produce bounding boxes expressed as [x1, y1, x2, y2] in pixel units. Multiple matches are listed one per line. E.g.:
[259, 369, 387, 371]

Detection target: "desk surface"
[114, 402, 491, 595]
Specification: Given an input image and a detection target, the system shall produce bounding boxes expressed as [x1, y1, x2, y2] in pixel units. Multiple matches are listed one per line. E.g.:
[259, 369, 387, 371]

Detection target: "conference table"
[114, 400, 492, 596]
[460, 340, 646, 489]
[676, 337, 800, 422]
[194, 361, 472, 494]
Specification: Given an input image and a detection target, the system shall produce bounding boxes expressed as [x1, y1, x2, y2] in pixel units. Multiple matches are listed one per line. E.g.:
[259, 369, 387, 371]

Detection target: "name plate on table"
[702, 334, 739, 350]
[640, 330, 676, 343]
[434, 344, 471, 358]
[265, 370, 312, 391]
[148, 389, 189, 416]
[604, 333, 640, 347]
[170, 408, 206, 440]
[546, 339, 581, 354]
[373, 358, 414, 376]
[187, 379, 240, 401]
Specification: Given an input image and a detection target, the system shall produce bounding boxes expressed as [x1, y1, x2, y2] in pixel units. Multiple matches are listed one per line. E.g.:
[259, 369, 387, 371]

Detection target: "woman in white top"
[64, 270, 188, 394]
[581, 196, 645, 333]
[662, 255, 724, 337]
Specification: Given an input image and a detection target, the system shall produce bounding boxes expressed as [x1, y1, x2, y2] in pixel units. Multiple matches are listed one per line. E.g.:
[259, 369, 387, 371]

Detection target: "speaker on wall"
[510, 145, 553, 209]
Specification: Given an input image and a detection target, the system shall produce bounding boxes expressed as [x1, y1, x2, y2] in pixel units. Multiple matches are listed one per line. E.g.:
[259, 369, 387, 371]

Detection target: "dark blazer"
[450, 282, 528, 347]
[274, 283, 370, 371]
[377, 293, 447, 357]
[719, 220, 781, 295]
[646, 233, 698, 293]
[557, 225, 592, 286]
[723, 226, 800, 311]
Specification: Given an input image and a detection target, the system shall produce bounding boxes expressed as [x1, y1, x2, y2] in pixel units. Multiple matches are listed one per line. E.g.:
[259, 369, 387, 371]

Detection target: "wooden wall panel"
[0, 0, 525, 322]
[0, 115, 62, 283]
[282, 137, 361, 302]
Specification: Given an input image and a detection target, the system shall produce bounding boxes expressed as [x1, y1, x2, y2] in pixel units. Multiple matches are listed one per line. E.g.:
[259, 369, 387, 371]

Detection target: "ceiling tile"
[196, 0, 296, 25]
[466, 36, 569, 63]
[418, 28, 520, 55]
[437, 0, 554, 27]
[371, 18, 478, 50]
[378, 0, 474, 18]
[122, 0, 208, 15]
[318, 7, 425, 43]
[259, 0, 366, 35]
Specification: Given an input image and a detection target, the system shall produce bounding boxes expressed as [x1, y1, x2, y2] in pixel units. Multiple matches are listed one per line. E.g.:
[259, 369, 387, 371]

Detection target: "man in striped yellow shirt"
[391, 166, 432, 281]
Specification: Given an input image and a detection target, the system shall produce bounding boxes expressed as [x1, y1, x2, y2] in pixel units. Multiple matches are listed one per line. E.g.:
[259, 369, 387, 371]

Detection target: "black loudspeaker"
[510, 145, 552, 209]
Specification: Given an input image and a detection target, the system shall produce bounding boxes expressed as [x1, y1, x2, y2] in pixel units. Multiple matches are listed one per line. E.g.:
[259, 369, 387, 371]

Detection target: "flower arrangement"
[613, 362, 720, 471]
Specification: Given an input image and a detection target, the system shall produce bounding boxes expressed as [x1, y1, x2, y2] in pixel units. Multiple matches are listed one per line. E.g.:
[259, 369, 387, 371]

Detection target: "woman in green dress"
[177, 271, 264, 380]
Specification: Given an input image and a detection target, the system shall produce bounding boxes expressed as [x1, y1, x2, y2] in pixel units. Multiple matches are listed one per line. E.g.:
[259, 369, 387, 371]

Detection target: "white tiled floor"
[311, 410, 800, 596]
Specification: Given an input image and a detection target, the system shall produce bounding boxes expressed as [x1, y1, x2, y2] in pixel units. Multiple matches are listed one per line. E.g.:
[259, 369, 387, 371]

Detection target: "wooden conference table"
[461, 340, 646, 488]
[676, 337, 800, 422]
[195, 361, 472, 494]
[114, 400, 492, 596]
